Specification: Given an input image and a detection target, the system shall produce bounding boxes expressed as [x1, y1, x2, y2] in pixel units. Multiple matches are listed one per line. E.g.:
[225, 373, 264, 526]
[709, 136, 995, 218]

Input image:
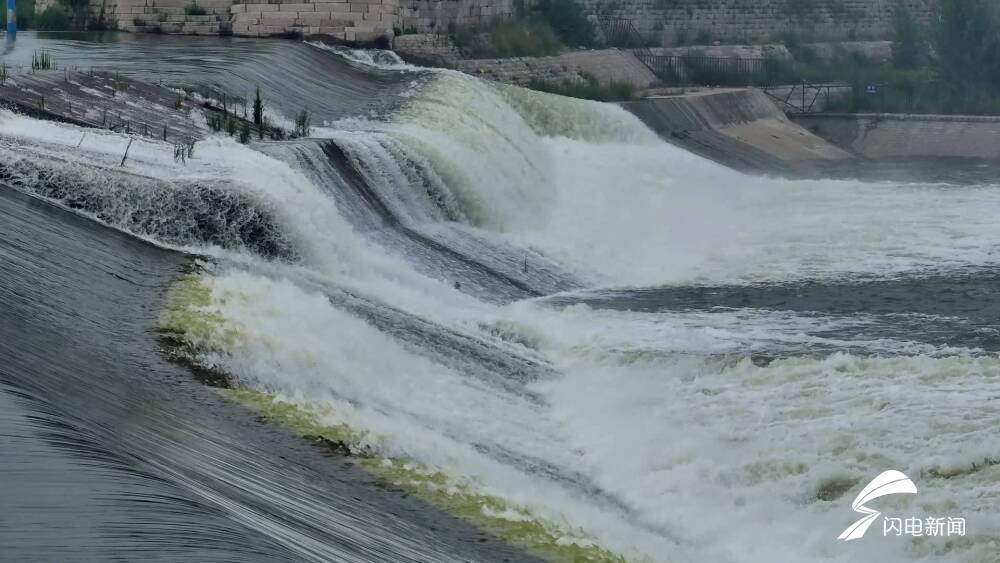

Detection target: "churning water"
[2, 33, 999, 563]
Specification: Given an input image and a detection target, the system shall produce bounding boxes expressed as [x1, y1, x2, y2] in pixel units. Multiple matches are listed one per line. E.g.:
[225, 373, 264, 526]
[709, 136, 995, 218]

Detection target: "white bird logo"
[838, 470, 918, 541]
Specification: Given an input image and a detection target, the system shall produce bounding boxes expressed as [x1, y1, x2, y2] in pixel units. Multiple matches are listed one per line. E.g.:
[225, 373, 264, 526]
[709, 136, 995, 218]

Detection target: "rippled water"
[2, 32, 417, 121]
[0, 186, 540, 562]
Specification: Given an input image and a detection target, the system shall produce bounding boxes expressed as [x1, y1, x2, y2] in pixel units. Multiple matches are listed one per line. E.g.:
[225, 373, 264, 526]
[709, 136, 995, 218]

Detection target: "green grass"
[35, 5, 71, 31]
[449, 0, 595, 59]
[453, 19, 563, 59]
[528, 75, 635, 102]
[159, 274, 645, 563]
[225, 389, 638, 563]
[158, 275, 241, 352]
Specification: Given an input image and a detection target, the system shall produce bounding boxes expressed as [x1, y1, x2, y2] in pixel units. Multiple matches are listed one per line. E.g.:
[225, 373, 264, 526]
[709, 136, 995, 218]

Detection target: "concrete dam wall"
[794, 114, 1000, 160]
[621, 88, 851, 174]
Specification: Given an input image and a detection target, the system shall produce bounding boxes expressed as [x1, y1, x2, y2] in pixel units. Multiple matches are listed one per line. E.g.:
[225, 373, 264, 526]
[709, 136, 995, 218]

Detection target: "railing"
[763, 82, 844, 113]
[596, 16, 793, 87]
[637, 54, 790, 87]
[595, 16, 654, 58]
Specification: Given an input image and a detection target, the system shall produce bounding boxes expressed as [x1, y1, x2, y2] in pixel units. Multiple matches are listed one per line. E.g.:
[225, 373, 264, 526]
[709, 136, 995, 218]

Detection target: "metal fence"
[596, 16, 793, 87]
[636, 54, 791, 87]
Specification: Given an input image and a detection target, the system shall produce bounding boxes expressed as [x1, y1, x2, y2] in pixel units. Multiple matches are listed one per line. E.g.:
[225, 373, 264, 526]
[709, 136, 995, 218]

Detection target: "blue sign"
[6, 0, 15, 38]
[866, 84, 879, 95]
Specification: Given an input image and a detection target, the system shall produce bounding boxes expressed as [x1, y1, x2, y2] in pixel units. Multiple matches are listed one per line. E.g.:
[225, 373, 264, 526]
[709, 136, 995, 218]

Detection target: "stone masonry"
[585, 0, 938, 45]
[82, 0, 941, 42]
[92, 0, 402, 40]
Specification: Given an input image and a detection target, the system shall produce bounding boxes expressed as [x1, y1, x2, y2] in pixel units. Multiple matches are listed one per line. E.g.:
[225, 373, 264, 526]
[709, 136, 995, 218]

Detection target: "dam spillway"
[1, 33, 999, 563]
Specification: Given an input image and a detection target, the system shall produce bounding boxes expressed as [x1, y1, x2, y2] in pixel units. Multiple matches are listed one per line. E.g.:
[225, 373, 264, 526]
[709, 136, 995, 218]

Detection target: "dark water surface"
[0, 186, 540, 562]
[1, 32, 420, 122]
[548, 272, 1000, 353]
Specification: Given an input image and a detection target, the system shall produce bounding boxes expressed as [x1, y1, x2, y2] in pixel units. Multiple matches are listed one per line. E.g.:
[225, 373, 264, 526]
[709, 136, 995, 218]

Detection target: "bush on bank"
[35, 5, 71, 31]
[0, 0, 35, 30]
[528, 74, 635, 102]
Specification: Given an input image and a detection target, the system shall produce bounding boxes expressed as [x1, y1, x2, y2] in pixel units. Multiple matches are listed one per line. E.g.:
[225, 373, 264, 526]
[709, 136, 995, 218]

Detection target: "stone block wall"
[393, 33, 462, 64]
[397, 0, 517, 33]
[83, 0, 940, 45]
[90, 0, 400, 39]
[230, 0, 397, 40]
[585, 0, 938, 45]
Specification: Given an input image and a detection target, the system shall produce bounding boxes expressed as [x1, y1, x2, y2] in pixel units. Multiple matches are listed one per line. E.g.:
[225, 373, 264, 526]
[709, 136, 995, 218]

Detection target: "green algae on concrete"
[160, 274, 643, 563]
[223, 388, 637, 563]
[158, 274, 241, 352]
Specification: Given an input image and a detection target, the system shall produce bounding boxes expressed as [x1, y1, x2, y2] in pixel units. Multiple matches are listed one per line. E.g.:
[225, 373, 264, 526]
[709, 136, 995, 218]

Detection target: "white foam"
[9, 58, 1000, 563]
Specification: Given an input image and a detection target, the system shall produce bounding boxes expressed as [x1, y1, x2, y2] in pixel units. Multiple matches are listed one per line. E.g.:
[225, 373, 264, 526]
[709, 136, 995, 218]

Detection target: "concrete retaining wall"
[793, 114, 1000, 159]
[457, 48, 658, 88]
[622, 88, 851, 173]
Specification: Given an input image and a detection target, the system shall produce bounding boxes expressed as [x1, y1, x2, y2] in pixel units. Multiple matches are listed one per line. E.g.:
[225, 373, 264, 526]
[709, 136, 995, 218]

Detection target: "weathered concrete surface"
[393, 33, 461, 65]
[794, 114, 1000, 160]
[458, 49, 658, 88]
[622, 88, 851, 173]
[0, 70, 212, 143]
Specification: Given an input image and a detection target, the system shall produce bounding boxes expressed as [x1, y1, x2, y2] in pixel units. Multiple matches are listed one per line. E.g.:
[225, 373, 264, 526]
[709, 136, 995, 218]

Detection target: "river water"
[1, 32, 998, 563]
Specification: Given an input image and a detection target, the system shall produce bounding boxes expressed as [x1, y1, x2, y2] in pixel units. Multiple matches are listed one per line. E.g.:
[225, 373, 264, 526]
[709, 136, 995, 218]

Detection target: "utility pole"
[6, 0, 15, 39]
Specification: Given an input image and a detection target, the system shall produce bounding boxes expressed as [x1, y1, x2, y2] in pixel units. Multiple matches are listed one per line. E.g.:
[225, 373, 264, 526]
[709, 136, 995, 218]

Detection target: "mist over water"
[2, 36, 999, 563]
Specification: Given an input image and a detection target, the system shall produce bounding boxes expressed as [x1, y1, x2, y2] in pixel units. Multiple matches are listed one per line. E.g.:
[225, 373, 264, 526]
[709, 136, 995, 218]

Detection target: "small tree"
[36, 5, 71, 31]
[538, 0, 595, 48]
[253, 87, 265, 139]
[239, 121, 251, 144]
[935, 0, 1000, 89]
[892, 6, 928, 69]
[294, 110, 310, 137]
[184, 1, 207, 15]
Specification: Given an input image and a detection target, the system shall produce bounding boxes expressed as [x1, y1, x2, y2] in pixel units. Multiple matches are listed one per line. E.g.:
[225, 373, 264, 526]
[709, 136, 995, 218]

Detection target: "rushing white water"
[4, 52, 1000, 562]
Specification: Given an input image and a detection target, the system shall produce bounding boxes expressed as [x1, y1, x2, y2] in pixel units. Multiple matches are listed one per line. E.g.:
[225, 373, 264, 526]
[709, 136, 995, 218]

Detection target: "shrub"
[490, 20, 562, 57]
[935, 0, 1000, 89]
[35, 5, 71, 30]
[294, 110, 310, 137]
[528, 74, 634, 102]
[1, 0, 35, 29]
[538, 0, 595, 48]
[452, 20, 562, 59]
[892, 6, 929, 69]
[239, 121, 251, 144]
[184, 2, 207, 16]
